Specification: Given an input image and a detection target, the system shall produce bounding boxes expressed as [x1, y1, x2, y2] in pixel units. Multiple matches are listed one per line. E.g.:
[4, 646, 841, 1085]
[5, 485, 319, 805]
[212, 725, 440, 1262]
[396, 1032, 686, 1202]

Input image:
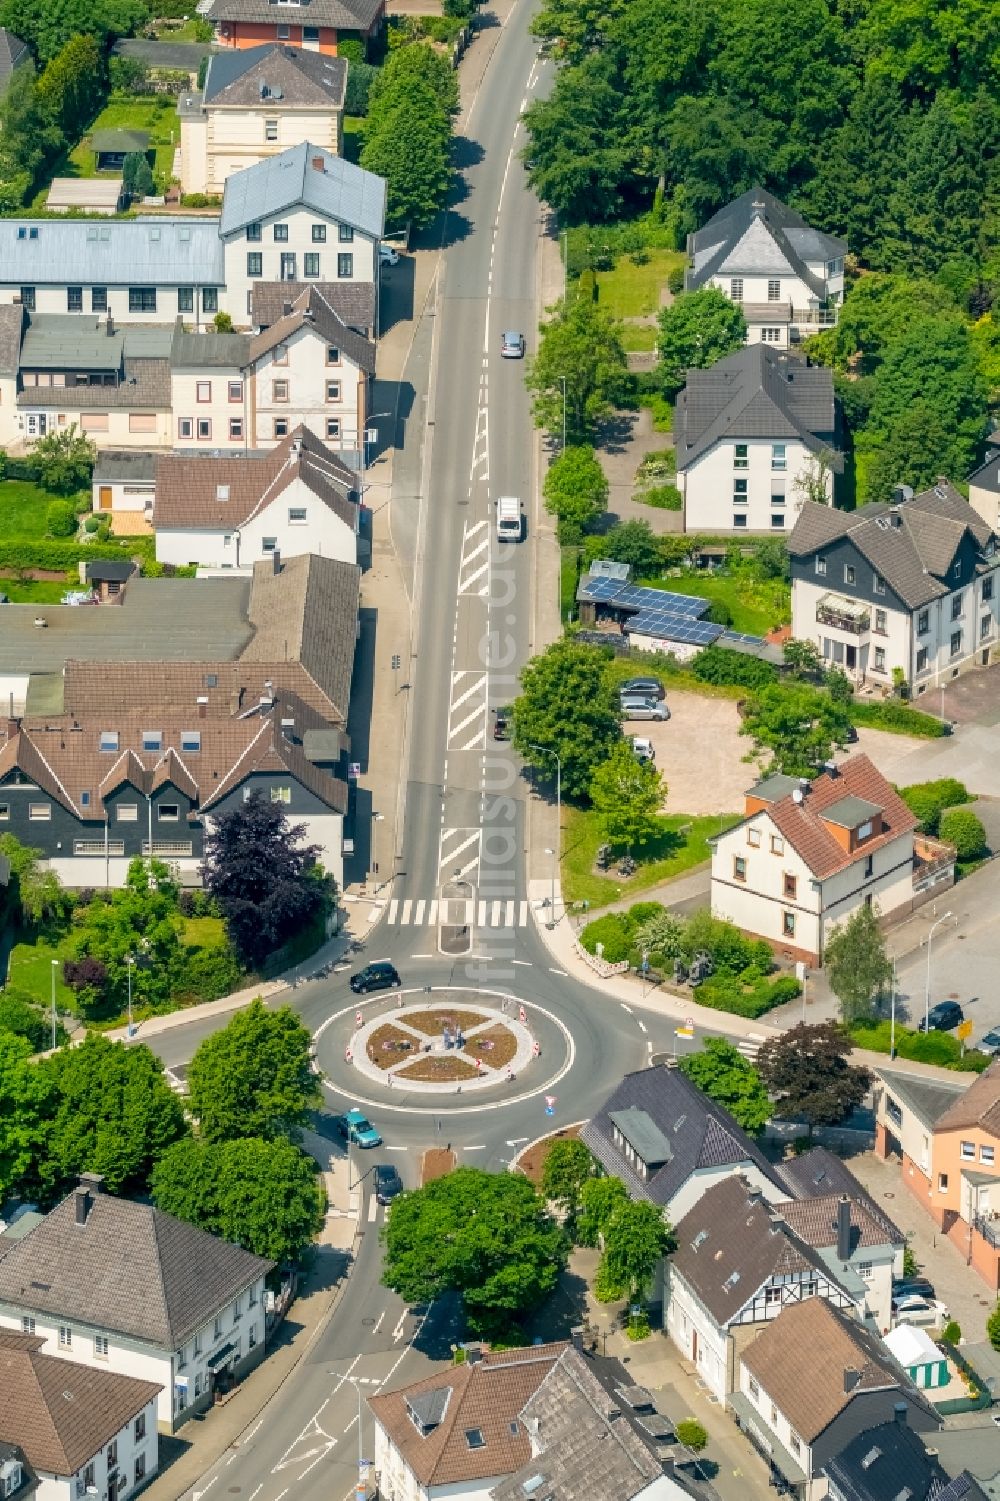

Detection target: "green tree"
[0, 989, 64, 1051]
[939, 808, 987, 861]
[757, 1022, 870, 1128]
[656, 288, 747, 396]
[988, 1303, 1000, 1354]
[589, 741, 664, 849]
[576, 1174, 629, 1247]
[588, 518, 663, 574]
[678, 1037, 771, 1133]
[186, 999, 321, 1145]
[122, 151, 154, 197]
[0, 64, 63, 209]
[530, 0, 625, 64]
[31, 423, 97, 494]
[543, 445, 608, 543]
[595, 1199, 673, 1301]
[512, 639, 622, 801]
[855, 0, 998, 96]
[884, 99, 982, 278]
[862, 401, 952, 503]
[740, 682, 852, 777]
[808, 274, 961, 376]
[367, 41, 459, 120]
[36, 1034, 187, 1200]
[66, 859, 185, 1018]
[541, 1137, 597, 1217]
[380, 1168, 569, 1339]
[824, 903, 892, 1023]
[0, 834, 71, 929]
[897, 778, 970, 835]
[633, 908, 685, 960]
[0, 1031, 55, 1201]
[46, 499, 77, 537]
[527, 294, 630, 444]
[0, 0, 147, 62]
[151, 1135, 325, 1264]
[36, 34, 104, 137]
[361, 86, 451, 230]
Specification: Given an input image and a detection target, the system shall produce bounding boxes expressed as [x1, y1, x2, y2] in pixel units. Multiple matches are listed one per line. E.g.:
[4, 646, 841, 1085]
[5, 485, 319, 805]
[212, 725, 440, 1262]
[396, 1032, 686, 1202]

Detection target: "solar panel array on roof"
[628, 611, 723, 644]
[577, 576, 709, 616]
[720, 629, 767, 647]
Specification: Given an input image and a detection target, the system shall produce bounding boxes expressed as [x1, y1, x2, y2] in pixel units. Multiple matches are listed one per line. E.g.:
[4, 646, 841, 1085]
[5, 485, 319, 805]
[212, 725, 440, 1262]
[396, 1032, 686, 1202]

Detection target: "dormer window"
[100, 731, 119, 752]
[856, 820, 873, 842]
[217, 485, 230, 501]
[181, 731, 201, 753]
[142, 731, 162, 751]
[465, 1429, 485, 1450]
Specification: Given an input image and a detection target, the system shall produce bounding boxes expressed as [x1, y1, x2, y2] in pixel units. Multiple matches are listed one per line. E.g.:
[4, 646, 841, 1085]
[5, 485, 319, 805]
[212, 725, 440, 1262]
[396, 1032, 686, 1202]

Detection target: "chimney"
[837, 1194, 852, 1262]
[824, 760, 838, 777]
[74, 1173, 104, 1226]
[843, 1367, 861, 1393]
[271, 549, 281, 575]
[282, 300, 293, 317]
[106, 312, 114, 338]
[893, 1402, 908, 1426]
[311, 155, 325, 173]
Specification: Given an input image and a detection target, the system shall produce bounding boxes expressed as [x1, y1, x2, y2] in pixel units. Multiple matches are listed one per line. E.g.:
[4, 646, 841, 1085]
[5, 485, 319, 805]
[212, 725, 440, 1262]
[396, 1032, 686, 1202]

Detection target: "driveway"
[890, 859, 1000, 1045]
[845, 1151, 999, 1340]
[629, 692, 747, 815]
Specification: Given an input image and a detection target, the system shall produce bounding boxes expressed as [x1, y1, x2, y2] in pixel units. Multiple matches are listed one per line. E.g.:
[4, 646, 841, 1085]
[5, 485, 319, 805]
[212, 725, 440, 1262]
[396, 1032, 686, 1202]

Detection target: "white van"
[495, 496, 522, 542]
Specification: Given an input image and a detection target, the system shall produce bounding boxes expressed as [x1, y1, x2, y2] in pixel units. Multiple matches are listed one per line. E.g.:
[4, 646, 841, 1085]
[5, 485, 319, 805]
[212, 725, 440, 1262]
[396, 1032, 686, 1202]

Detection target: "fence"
[573, 937, 629, 978]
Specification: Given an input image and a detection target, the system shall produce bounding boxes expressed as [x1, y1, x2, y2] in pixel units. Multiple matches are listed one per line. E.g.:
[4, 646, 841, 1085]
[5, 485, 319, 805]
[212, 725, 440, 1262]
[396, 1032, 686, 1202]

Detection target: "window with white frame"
[767, 278, 781, 301]
[117, 804, 138, 821]
[961, 1140, 975, 1159]
[730, 278, 743, 301]
[874, 646, 886, 672]
[733, 443, 748, 469]
[21, 1316, 34, 1334]
[28, 803, 50, 820]
[178, 417, 193, 440]
[981, 1145, 995, 1164]
[59, 1324, 72, 1347]
[271, 786, 292, 804]
[325, 380, 341, 403]
[771, 444, 786, 470]
[815, 555, 827, 576]
[197, 418, 211, 439]
[733, 478, 748, 504]
[288, 507, 307, 523]
[94, 1333, 109, 1357]
[761, 327, 782, 342]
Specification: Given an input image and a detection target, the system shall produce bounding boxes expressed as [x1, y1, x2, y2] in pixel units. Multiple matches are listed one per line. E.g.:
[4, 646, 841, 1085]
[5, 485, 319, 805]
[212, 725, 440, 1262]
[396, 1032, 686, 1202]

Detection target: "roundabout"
[313, 986, 578, 1115]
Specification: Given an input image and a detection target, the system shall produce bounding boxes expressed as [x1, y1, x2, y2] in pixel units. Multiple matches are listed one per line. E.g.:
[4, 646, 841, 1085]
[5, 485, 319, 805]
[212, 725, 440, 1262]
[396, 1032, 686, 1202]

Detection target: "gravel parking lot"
[625, 692, 749, 815]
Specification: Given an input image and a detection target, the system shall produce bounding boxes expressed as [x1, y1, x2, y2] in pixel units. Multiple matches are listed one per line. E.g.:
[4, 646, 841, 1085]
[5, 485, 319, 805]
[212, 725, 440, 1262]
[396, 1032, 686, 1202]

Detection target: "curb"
[509, 1121, 587, 1175]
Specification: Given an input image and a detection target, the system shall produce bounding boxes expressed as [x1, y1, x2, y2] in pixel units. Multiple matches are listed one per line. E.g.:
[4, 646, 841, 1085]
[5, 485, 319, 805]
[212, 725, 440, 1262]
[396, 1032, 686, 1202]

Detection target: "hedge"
[0, 538, 155, 571]
[692, 644, 778, 690]
[898, 777, 970, 834]
[849, 699, 949, 738]
[850, 1019, 990, 1072]
[694, 972, 801, 1018]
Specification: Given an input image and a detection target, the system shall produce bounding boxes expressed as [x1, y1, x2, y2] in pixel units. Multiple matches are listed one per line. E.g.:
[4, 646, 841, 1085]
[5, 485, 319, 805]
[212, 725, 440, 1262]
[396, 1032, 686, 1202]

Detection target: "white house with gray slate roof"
[686, 188, 846, 348]
[674, 344, 841, 534]
[787, 481, 1000, 691]
[0, 1176, 272, 1433]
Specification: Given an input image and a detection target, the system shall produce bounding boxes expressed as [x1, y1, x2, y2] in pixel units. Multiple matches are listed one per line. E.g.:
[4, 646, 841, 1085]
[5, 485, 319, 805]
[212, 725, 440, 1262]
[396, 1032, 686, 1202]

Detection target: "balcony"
[816, 594, 870, 634]
[141, 840, 194, 857]
[73, 839, 124, 856]
[973, 1214, 1000, 1250]
[791, 306, 838, 327]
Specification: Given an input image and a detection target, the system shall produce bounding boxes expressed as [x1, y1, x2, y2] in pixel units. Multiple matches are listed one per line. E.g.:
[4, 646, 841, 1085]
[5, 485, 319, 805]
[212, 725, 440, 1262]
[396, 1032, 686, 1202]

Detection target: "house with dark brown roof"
[873, 1061, 1000, 1293]
[201, 0, 384, 61]
[710, 753, 920, 967]
[0, 1329, 160, 1501]
[665, 1176, 863, 1403]
[154, 424, 359, 568]
[824, 1413, 987, 1501]
[181, 46, 348, 196]
[372, 1343, 688, 1501]
[0, 1176, 272, 1435]
[0, 1439, 36, 1501]
[731, 1298, 939, 1501]
[788, 481, 1000, 693]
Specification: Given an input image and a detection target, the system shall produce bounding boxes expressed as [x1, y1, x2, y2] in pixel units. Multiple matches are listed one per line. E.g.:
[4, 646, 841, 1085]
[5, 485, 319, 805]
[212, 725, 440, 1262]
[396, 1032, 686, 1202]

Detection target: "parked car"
[375, 1164, 403, 1204]
[349, 961, 401, 994]
[891, 1294, 950, 1326]
[336, 1109, 383, 1148]
[918, 1000, 964, 1032]
[628, 736, 655, 762]
[493, 706, 512, 741]
[501, 330, 525, 358]
[379, 245, 400, 267]
[979, 1026, 1000, 1054]
[892, 1277, 936, 1301]
[620, 677, 666, 701]
[620, 696, 670, 722]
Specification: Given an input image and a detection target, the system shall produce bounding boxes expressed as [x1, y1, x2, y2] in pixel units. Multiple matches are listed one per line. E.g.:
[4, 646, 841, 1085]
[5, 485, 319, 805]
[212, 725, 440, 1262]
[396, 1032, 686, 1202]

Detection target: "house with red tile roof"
[709, 754, 920, 966]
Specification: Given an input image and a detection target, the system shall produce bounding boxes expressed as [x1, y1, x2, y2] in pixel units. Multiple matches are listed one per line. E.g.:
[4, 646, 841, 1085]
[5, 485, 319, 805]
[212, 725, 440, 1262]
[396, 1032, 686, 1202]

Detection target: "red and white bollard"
[519, 1005, 527, 1025]
[355, 1010, 363, 1029]
[532, 1039, 540, 1058]
[345, 1046, 353, 1064]
[475, 1056, 483, 1073]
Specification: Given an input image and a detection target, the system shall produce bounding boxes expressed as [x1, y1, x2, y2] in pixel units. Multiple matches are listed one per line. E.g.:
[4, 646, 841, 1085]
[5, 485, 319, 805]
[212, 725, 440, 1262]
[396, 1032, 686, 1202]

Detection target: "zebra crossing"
[735, 1034, 765, 1061]
[457, 518, 490, 596]
[386, 898, 531, 928]
[439, 825, 482, 882]
[447, 672, 489, 751]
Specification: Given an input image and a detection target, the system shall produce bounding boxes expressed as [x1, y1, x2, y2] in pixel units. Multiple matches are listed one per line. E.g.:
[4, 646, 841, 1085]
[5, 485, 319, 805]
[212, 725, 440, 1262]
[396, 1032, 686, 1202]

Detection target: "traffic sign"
[956, 1019, 973, 1040]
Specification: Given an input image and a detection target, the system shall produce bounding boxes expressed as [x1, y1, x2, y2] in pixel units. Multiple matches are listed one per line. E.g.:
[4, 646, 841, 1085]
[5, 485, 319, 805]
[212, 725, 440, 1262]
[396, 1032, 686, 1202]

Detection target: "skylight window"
[860, 1448, 881, 1470]
[465, 1429, 485, 1450]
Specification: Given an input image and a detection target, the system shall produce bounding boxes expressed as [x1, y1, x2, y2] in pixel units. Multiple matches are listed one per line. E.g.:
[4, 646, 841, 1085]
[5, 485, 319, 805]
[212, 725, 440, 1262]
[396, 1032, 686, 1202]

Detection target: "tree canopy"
[151, 1135, 325, 1265]
[656, 289, 747, 396]
[202, 793, 332, 970]
[757, 1022, 870, 1128]
[595, 1199, 673, 1302]
[512, 639, 622, 801]
[740, 682, 852, 778]
[540, 1137, 597, 1217]
[824, 904, 893, 1023]
[527, 294, 630, 444]
[381, 1167, 569, 1338]
[361, 46, 455, 230]
[542, 445, 608, 543]
[186, 999, 321, 1145]
[678, 1038, 771, 1133]
[589, 741, 665, 849]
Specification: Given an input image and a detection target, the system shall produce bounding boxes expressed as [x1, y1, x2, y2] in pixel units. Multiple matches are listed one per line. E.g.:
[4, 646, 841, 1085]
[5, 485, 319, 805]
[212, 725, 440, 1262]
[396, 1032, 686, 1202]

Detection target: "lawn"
[0, 480, 56, 542]
[7, 937, 75, 1009]
[621, 323, 658, 353]
[595, 248, 685, 320]
[180, 915, 228, 949]
[642, 571, 791, 635]
[562, 805, 740, 908]
[0, 579, 71, 603]
[64, 96, 179, 185]
[149, 17, 212, 39]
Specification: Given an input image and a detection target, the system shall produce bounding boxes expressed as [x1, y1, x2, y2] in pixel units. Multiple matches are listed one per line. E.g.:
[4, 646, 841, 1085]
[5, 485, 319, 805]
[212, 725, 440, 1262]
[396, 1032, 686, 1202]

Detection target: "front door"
[25, 413, 46, 437]
[99, 486, 113, 511]
[691, 1329, 698, 1361]
[845, 643, 857, 671]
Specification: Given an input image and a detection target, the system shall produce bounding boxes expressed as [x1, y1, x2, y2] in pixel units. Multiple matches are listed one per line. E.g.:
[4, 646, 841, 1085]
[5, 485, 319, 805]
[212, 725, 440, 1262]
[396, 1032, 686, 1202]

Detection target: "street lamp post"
[923, 910, 954, 1031]
[371, 811, 384, 894]
[50, 959, 58, 1049]
[558, 376, 567, 452]
[527, 744, 561, 927]
[125, 954, 135, 1038]
[328, 1371, 377, 1499]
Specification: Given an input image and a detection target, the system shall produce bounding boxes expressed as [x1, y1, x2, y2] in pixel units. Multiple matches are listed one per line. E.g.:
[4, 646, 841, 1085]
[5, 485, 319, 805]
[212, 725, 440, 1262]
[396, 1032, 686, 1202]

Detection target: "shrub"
[675, 1420, 707, 1454]
[898, 777, 970, 834]
[692, 645, 777, 690]
[63, 956, 108, 995]
[180, 193, 222, 208]
[694, 972, 800, 1018]
[667, 266, 685, 295]
[941, 1320, 962, 1345]
[0, 988, 61, 1049]
[213, 312, 234, 332]
[337, 35, 366, 61]
[939, 808, 987, 861]
[988, 1303, 1000, 1354]
[109, 56, 148, 93]
[682, 908, 773, 976]
[579, 913, 631, 963]
[849, 700, 949, 738]
[177, 944, 243, 1003]
[705, 599, 733, 627]
[849, 1019, 991, 1072]
[640, 484, 682, 510]
[345, 59, 379, 115]
[577, 268, 597, 303]
[46, 500, 78, 538]
[83, 516, 100, 533]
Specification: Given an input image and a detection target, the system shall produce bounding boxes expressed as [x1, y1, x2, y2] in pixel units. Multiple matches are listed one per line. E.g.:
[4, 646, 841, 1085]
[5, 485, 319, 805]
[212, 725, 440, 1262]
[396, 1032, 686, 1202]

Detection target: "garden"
[577, 902, 802, 1018]
[57, 94, 180, 197]
[562, 805, 737, 907]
